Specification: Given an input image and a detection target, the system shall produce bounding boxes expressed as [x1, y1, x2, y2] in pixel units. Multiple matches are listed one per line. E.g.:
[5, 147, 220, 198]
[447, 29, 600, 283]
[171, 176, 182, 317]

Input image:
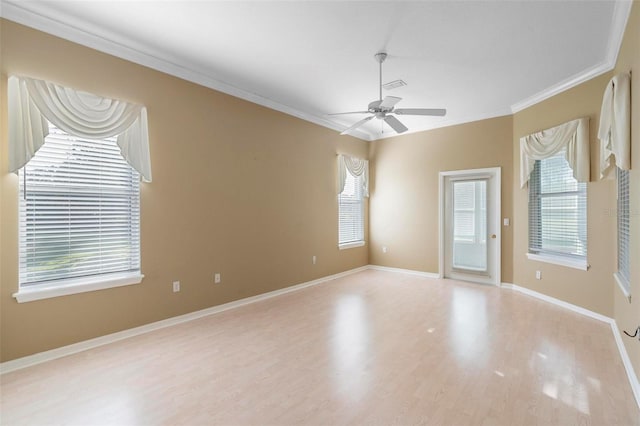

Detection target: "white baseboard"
[0, 265, 368, 375]
[610, 320, 640, 410]
[505, 283, 612, 323]
[367, 264, 441, 279]
[3, 268, 638, 411]
[502, 282, 640, 410]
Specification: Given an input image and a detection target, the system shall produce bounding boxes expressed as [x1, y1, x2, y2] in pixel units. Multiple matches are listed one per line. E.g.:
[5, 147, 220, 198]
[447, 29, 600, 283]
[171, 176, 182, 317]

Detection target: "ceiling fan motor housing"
[374, 52, 387, 64]
[368, 99, 394, 115]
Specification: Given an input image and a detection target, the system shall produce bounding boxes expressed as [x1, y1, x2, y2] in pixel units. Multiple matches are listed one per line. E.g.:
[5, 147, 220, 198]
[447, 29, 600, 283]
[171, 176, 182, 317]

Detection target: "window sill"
[526, 253, 589, 271]
[339, 241, 366, 250]
[613, 272, 631, 302]
[13, 272, 144, 303]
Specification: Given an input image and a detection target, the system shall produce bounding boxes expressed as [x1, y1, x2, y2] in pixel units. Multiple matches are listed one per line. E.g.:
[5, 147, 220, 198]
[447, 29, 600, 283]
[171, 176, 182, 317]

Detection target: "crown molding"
[0, 1, 373, 141]
[511, 0, 633, 114]
[0, 0, 633, 140]
[372, 108, 513, 141]
[605, 0, 634, 68]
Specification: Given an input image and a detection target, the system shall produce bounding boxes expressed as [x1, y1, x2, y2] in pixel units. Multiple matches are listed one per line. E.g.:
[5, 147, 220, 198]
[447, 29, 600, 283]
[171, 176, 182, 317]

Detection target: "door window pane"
[453, 180, 487, 271]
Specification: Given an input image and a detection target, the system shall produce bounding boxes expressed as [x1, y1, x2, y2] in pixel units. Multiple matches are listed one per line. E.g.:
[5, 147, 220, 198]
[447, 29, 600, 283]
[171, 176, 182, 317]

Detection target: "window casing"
[338, 169, 364, 248]
[528, 149, 587, 267]
[18, 123, 141, 292]
[616, 167, 630, 296]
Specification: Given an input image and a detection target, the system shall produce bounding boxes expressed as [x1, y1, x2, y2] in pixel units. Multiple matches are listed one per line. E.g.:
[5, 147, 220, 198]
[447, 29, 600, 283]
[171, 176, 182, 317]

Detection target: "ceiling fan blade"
[383, 115, 408, 134]
[394, 108, 447, 116]
[327, 111, 370, 116]
[340, 115, 375, 135]
[379, 96, 402, 109]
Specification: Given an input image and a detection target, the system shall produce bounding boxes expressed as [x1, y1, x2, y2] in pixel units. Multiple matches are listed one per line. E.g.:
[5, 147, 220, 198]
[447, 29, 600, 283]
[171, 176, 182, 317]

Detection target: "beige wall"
[368, 116, 514, 282]
[612, 1, 640, 385]
[0, 20, 369, 362]
[1, 4, 638, 384]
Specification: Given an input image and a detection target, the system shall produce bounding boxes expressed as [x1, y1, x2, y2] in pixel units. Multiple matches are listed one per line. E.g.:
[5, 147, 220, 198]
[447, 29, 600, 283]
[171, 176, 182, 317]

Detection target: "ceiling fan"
[330, 52, 446, 135]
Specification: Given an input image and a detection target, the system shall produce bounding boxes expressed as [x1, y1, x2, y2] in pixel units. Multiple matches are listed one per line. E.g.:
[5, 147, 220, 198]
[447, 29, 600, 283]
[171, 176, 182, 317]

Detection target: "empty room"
[1, 1, 639, 425]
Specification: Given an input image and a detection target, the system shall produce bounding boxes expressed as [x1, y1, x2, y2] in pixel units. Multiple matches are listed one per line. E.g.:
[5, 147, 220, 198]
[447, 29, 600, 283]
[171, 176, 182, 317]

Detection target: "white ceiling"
[1, 1, 632, 140]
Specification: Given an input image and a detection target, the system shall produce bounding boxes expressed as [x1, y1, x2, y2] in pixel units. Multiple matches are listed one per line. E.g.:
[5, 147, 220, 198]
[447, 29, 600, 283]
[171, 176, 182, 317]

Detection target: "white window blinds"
[616, 167, 630, 293]
[453, 180, 487, 244]
[19, 123, 140, 286]
[528, 148, 587, 260]
[338, 168, 364, 246]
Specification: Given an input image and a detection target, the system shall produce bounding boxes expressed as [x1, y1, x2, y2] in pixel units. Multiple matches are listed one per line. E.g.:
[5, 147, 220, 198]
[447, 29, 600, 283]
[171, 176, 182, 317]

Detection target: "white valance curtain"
[520, 117, 590, 188]
[598, 72, 631, 179]
[338, 154, 369, 197]
[8, 76, 152, 182]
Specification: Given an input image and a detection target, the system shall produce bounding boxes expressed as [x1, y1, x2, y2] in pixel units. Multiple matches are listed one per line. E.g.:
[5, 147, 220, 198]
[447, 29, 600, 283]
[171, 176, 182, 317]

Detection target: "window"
[616, 167, 630, 297]
[338, 168, 364, 248]
[528, 148, 587, 269]
[453, 180, 487, 244]
[17, 123, 141, 300]
[452, 180, 487, 271]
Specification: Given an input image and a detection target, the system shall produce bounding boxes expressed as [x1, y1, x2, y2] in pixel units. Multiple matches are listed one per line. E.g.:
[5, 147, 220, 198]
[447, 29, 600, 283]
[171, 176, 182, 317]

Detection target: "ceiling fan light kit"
[331, 51, 446, 136]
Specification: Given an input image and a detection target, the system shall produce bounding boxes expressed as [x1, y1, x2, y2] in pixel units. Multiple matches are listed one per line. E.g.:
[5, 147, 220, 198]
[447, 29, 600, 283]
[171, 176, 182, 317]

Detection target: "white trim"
[503, 281, 639, 409]
[2, 0, 631, 142]
[439, 167, 501, 286]
[510, 61, 611, 113]
[526, 252, 589, 271]
[368, 264, 440, 279]
[614, 272, 632, 302]
[3, 266, 638, 410]
[611, 320, 640, 410]
[605, 0, 634, 71]
[0, 2, 511, 143]
[13, 272, 144, 303]
[0, 265, 368, 374]
[0, 2, 374, 142]
[339, 241, 365, 250]
[374, 110, 513, 141]
[510, 0, 632, 113]
[506, 283, 611, 323]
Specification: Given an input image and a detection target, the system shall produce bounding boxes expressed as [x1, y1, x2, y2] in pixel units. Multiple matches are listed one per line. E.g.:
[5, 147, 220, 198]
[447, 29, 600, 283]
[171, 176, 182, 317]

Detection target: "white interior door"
[440, 168, 501, 285]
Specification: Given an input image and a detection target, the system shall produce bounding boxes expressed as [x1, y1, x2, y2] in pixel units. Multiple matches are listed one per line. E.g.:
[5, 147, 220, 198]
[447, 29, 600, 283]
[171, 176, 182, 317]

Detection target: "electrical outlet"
[503, 218, 510, 226]
[382, 246, 388, 253]
[173, 281, 180, 292]
[535, 271, 541, 280]
[214, 273, 221, 284]
[312, 255, 317, 265]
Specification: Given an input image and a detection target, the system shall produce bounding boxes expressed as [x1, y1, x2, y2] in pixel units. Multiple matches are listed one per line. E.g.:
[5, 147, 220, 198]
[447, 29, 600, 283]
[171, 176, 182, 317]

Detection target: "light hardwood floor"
[1, 269, 638, 425]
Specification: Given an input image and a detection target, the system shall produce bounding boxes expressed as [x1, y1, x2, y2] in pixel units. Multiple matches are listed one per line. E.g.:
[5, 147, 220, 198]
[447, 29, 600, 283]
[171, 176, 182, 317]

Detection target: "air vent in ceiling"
[383, 79, 407, 90]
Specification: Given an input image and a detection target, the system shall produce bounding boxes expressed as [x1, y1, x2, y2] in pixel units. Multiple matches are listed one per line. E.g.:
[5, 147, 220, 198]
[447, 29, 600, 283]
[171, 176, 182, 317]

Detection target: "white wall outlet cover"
[535, 271, 541, 280]
[503, 218, 510, 226]
[214, 273, 221, 284]
[312, 256, 317, 265]
[172, 281, 180, 292]
[382, 246, 388, 253]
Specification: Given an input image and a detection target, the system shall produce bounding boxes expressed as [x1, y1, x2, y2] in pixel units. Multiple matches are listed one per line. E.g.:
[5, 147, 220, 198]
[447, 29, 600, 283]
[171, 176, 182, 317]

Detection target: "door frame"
[438, 167, 501, 286]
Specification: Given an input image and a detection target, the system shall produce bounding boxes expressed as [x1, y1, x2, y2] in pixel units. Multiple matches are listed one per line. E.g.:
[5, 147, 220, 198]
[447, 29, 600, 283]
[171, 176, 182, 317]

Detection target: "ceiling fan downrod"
[375, 52, 387, 102]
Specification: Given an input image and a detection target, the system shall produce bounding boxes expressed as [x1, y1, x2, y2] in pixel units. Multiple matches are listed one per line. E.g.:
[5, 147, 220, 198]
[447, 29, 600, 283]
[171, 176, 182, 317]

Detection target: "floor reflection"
[331, 294, 371, 401]
[534, 339, 591, 415]
[448, 286, 489, 367]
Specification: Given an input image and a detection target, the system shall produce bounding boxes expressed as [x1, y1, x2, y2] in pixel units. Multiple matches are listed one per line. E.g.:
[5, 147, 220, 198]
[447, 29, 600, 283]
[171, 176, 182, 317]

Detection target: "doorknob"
[490, 234, 497, 239]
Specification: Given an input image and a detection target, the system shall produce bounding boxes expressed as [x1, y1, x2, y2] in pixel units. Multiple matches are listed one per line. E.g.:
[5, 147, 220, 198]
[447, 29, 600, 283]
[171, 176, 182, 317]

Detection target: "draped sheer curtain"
[8, 76, 152, 182]
[598, 72, 631, 179]
[520, 117, 590, 188]
[337, 154, 369, 197]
